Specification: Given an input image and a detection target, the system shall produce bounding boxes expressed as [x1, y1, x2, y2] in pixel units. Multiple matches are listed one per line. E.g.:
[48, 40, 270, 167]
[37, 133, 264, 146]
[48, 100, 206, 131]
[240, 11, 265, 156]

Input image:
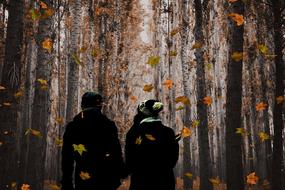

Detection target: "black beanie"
[81, 91, 103, 109]
[139, 99, 163, 116]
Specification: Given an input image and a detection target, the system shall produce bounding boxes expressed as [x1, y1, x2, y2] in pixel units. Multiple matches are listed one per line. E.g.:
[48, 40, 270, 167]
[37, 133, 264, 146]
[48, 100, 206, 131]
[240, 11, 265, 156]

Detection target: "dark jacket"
[61, 108, 125, 190]
[125, 118, 179, 190]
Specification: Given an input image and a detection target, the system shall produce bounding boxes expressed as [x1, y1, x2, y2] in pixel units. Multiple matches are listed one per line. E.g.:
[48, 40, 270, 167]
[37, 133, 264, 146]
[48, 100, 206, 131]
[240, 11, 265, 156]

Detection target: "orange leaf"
[145, 134, 156, 141]
[21, 184, 30, 190]
[228, 0, 238, 2]
[130, 95, 137, 103]
[3, 102, 12, 107]
[228, 13, 244, 26]
[231, 52, 243, 62]
[175, 96, 190, 105]
[143, 84, 154, 92]
[276, 96, 284, 104]
[255, 102, 267, 111]
[42, 38, 53, 53]
[247, 172, 259, 185]
[41, 8, 54, 19]
[40, 1, 48, 9]
[80, 171, 91, 180]
[191, 42, 202, 49]
[170, 27, 181, 36]
[0, 85, 5, 90]
[203, 96, 212, 106]
[163, 79, 173, 89]
[14, 91, 24, 98]
[209, 177, 221, 185]
[181, 127, 191, 138]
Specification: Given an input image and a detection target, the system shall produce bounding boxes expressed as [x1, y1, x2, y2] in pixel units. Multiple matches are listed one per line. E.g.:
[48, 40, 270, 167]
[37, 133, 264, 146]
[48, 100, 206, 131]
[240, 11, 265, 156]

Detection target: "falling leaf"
[135, 136, 142, 145]
[185, 172, 193, 179]
[181, 127, 191, 138]
[264, 54, 277, 60]
[191, 42, 202, 49]
[29, 8, 40, 21]
[55, 117, 64, 125]
[176, 105, 184, 111]
[163, 79, 174, 89]
[170, 27, 181, 36]
[175, 96, 190, 105]
[41, 8, 54, 19]
[170, 51, 178, 57]
[191, 120, 200, 128]
[206, 63, 213, 70]
[80, 171, 91, 180]
[130, 95, 137, 103]
[247, 172, 259, 185]
[146, 56, 160, 67]
[48, 183, 60, 190]
[258, 132, 270, 142]
[55, 138, 63, 147]
[79, 46, 88, 53]
[14, 91, 24, 98]
[40, 1, 48, 9]
[0, 141, 3, 146]
[231, 52, 243, 62]
[0, 85, 5, 90]
[256, 102, 267, 111]
[228, 0, 238, 2]
[276, 96, 284, 104]
[91, 48, 100, 58]
[262, 179, 270, 188]
[203, 96, 212, 106]
[37, 78, 48, 86]
[143, 84, 154, 92]
[25, 128, 42, 138]
[257, 44, 269, 55]
[71, 53, 82, 65]
[4, 131, 9, 135]
[3, 102, 12, 107]
[145, 134, 156, 141]
[73, 144, 87, 156]
[42, 38, 53, 53]
[209, 177, 221, 185]
[228, 13, 244, 26]
[21, 184, 30, 190]
[11, 182, 17, 188]
[236, 128, 246, 136]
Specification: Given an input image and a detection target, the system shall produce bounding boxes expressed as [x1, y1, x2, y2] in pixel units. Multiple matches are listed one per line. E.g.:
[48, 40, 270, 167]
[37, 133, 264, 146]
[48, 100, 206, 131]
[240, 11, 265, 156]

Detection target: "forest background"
[0, 0, 284, 190]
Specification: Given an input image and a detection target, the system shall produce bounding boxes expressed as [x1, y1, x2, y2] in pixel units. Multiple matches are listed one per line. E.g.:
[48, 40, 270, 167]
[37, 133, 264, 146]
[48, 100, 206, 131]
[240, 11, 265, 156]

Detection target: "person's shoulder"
[161, 125, 175, 136]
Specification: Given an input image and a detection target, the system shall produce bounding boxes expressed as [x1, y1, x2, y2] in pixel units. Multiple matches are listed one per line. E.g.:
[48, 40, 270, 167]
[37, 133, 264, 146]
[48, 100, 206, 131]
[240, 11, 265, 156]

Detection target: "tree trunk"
[0, 0, 23, 188]
[271, 1, 285, 190]
[225, 1, 245, 190]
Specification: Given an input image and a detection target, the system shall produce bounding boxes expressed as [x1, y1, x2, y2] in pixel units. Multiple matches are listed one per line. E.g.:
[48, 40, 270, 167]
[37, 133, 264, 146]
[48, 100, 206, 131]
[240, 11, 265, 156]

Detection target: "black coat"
[61, 108, 125, 190]
[125, 118, 179, 190]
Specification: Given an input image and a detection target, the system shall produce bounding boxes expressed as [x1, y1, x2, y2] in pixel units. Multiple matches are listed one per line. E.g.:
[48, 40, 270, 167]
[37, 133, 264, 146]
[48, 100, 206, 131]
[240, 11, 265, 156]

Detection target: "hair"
[81, 91, 103, 109]
[140, 99, 163, 117]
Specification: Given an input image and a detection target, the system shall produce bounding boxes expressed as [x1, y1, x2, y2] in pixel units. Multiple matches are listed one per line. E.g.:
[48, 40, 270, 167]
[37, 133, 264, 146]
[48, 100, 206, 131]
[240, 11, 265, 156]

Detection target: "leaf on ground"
[80, 171, 91, 180]
[73, 144, 87, 156]
[146, 56, 160, 67]
[143, 84, 154, 92]
[247, 172, 259, 185]
[228, 13, 244, 26]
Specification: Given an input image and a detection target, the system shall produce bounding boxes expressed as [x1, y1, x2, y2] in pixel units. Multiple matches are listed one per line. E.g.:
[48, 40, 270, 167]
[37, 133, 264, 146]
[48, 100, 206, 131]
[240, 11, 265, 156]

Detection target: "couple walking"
[61, 91, 179, 190]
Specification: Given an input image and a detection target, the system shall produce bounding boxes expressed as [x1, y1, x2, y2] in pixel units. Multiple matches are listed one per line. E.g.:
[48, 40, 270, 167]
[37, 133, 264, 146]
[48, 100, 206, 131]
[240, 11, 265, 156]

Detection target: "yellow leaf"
[191, 120, 200, 128]
[176, 105, 184, 111]
[258, 132, 270, 142]
[37, 78, 48, 86]
[228, 13, 244, 26]
[170, 51, 178, 57]
[209, 177, 221, 185]
[143, 84, 154, 92]
[175, 96, 190, 105]
[73, 144, 87, 156]
[42, 38, 53, 53]
[146, 56, 160, 67]
[80, 171, 91, 180]
[203, 96, 212, 106]
[163, 79, 174, 89]
[0, 85, 5, 90]
[55, 138, 63, 147]
[29, 8, 40, 21]
[91, 48, 100, 58]
[79, 46, 88, 53]
[48, 183, 61, 190]
[236, 128, 246, 136]
[21, 184, 30, 190]
[185, 172, 193, 179]
[40, 1, 48, 9]
[181, 127, 191, 138]
[276, 96, 284, 104]
[231, 52, 243, 62]
[55, 117, 64, 125]
[170, 27, 181, 36]
[145, 134, 156, 141]
[247, 172, 259, 185]
[14, 91, 24, 98]
[72, 53, 82, 65]
[191, 42, 202, 49]
[257, 44, 269, 55]
[135, 136, 142, 145]
[11, 182, 17, 188]
[3, 102, 12, 107]
[256, 102, 267, 111]
[206, 63, 212, 70]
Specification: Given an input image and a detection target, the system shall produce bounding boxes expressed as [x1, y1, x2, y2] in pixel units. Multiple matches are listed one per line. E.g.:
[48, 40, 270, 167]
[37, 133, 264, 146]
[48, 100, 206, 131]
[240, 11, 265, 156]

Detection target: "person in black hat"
[125, 99, 179, 190]
[61, 92, 126, 190]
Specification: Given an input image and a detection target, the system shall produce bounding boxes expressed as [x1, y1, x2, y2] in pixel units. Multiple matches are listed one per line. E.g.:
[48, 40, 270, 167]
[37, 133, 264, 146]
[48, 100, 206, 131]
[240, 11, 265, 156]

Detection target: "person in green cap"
[125, 99, 179, 190]
[61, 92, 126, 190]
